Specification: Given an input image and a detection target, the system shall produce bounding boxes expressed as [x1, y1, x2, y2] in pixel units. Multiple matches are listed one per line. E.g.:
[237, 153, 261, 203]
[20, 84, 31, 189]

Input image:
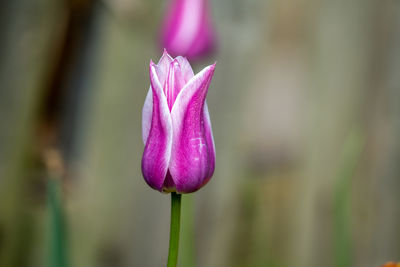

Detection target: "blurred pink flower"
[142, 50, 216, 193]
[161, 0, 216, 60]
[380, 263, 400, 267]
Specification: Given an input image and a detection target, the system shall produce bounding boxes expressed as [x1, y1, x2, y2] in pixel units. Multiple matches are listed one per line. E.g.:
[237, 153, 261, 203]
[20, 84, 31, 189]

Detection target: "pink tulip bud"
[161, 0, 216, 60]
[142, 50, 216, 193]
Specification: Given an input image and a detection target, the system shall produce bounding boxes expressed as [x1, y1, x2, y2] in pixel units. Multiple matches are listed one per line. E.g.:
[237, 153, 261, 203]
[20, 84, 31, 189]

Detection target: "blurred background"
[0, 0, 400, 266]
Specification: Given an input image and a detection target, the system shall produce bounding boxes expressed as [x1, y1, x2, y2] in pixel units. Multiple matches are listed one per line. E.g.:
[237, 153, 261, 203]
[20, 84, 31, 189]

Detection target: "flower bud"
[161, 0, 216, 60]
[142, 50, 216, 193]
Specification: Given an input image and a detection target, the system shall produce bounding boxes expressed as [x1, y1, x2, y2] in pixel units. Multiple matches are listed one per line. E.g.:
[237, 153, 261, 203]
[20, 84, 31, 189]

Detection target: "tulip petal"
[169, 64, 216, 193]
[186, 14, 215, 59]
[142, 51, 175, 145]
[175, 56, 194, 82]
[142, 88, 153, 144]
[161, 0, 215, 60]
[166, 0, 204, 56]
[153, 49, 173, 87]
[165, 60, 187, 110]
[141, 62, 173, 191]
[189, 0, 215, 58]
[203, 102, 216, 180]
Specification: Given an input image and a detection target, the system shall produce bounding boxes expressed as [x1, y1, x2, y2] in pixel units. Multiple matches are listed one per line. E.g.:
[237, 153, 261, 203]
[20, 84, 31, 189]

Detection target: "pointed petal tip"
[161, 49, 173, 60]
[204, 62, 216, 70]
[204, 63, 216, 75]
[149, 61, 158, 76]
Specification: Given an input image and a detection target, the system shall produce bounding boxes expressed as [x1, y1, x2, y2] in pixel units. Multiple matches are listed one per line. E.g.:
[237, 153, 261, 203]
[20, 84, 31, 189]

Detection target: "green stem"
[180, 194, 195, 267]
[47, 176, 67, 267]
[167, 192, 182, 267]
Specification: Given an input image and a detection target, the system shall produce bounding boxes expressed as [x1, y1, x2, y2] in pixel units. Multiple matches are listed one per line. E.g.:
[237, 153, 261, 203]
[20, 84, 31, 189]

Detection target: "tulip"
[161, 0, 216, 60]
[142, 50, 216, 193]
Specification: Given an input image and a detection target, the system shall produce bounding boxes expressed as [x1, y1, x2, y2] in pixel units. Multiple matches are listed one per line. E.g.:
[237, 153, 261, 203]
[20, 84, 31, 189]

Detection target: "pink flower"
[142, 50, 216, 193]
[161, 0, 216, 60]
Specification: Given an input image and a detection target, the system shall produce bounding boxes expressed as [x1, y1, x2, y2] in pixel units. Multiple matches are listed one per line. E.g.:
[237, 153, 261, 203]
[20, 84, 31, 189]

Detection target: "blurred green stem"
[333, 129, 363, 267]
[47, 176, 67, 267]
[167, 192, 182, 267]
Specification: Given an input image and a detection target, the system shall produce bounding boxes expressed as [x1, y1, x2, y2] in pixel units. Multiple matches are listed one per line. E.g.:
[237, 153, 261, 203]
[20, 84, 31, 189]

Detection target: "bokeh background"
[1, 0, 400, 266]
